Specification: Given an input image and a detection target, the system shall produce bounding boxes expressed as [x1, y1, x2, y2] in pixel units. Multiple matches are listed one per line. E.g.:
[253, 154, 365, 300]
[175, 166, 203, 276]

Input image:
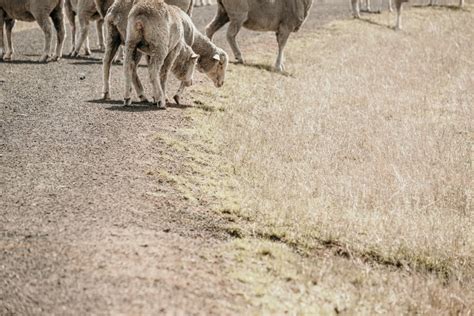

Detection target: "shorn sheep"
[124, 0, 199, 108]
[205, 0, 313, 71]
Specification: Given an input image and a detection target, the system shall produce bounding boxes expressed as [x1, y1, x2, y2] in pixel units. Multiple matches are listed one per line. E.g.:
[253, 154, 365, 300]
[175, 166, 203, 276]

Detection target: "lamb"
[205, 0, 313, 72]
[124, 0, 198, 108]
[65, 0, 105, 57]
[101, 0, 228, 105]
[0, 0, 65, 62]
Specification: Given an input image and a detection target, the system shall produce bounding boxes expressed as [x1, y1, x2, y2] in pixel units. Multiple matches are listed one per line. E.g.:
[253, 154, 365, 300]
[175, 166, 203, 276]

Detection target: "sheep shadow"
[358, 18, 393, 30]
[359, 9, 382, 14]
[412, 4, 468, 11]
[0, 59, 45, 65]
[231, 61, 294, 77]
[87, 98, 193, 112]
[64, 55, 103, 65]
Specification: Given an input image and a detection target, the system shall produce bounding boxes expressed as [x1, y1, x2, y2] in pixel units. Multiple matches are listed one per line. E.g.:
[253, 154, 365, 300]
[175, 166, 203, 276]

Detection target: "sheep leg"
[365, 0, 371, 11]
[64, 1, 76, 55]
[174, 82, 188, 106]
[114, 46, 123, 64]
[0, 10, 5, 60]
[351, 0, 361, 18]
[226, 16, 246, 64]
[35, 14, 53, 62]
[4, 18, 15, 61]
[205, 4, 229, 40]
[96, 19, 105, 51]
[123, 45, 136, 106]
[275, 26, 290, 72]
[388, 0, 393, 12]
[459, 0, 464, 6]
[102, 27, 120, 100]
[147, 55, 166, 108]
[72, 15, 91, 56]
[131, 50, 147, 102]
[159, 46, 180, 107]
[50, 4, 66, 61]
[395, 0, 403, 30]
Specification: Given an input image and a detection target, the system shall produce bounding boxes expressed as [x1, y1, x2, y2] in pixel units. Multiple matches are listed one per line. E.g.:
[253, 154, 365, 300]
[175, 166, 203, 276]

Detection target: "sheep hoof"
[49, 55, 60, 62]
[275, 63, 285, 72]
[39, 54, 49, 63]
[124, 98, 132, 106]
[138, 95, 148, 103]
[173, 95, 180, 105]
[153, 98, 166, 109]
[102, 92, 111, 100]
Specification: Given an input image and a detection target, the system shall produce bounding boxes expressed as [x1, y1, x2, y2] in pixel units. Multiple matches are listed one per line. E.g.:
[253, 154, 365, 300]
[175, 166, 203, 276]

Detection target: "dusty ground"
[1, 0, 471, 314]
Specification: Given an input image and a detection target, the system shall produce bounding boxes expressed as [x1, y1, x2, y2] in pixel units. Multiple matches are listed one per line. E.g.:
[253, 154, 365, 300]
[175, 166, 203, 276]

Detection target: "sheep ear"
[191, 53, 199, 60]
[212, 53, 220, 61]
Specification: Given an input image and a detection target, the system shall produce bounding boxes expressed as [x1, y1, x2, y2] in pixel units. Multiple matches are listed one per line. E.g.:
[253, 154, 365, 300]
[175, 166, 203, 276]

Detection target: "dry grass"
[187, 6, 473, 314]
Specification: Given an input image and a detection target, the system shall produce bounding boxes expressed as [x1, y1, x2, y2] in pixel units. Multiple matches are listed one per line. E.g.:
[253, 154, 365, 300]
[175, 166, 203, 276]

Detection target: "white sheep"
[124, 0, 199, 108]
[0, 0, 65, 62]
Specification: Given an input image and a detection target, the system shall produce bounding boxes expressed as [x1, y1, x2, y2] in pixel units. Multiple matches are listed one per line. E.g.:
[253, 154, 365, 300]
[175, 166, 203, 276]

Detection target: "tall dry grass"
[194, 7, 473, 283]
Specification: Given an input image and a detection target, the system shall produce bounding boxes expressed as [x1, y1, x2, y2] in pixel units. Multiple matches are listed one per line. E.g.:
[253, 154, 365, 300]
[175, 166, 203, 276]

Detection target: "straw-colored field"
[176, 6, 474, 313]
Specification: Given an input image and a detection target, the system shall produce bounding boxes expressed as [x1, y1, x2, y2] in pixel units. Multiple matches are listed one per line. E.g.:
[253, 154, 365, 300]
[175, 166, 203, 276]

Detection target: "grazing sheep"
[124, 0, 198, 108]
[206, 0, 313, 72]
[101, 0, 228, 105]
[0, 0, 65, 62]
[168, 6, 228, 104]
[65, 0, 105, 56]
[101, 0, 194, 101]
[195, 0, 213, 6]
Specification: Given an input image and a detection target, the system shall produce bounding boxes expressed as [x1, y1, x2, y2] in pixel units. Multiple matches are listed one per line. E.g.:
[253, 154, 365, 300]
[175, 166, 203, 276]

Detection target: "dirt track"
[0, 0, 454, 314]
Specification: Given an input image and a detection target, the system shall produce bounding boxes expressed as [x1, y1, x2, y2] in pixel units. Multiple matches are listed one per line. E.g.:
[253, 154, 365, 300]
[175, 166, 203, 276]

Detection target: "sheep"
[205, 0, 313, 72]
[65, 0, 105, 57]
[101, 0, 194, 101]
[101, 0, 228, 105]
[0, 0, 65, 62]
[124, 0, 199, 108]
